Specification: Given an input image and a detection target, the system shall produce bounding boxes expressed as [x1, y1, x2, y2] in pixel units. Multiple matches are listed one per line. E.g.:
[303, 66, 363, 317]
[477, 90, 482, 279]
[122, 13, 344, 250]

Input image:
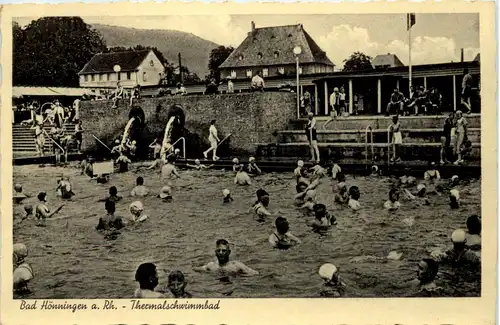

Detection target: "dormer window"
[238, 55, 244, 61]
[257, 52, 263, 59]
[274, 51, 280, 58]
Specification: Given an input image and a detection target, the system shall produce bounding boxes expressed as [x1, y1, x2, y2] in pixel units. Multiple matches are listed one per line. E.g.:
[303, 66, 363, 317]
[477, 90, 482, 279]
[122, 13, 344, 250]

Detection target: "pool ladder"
[167, 137, 186, 160]
[364, 125, 374, 168]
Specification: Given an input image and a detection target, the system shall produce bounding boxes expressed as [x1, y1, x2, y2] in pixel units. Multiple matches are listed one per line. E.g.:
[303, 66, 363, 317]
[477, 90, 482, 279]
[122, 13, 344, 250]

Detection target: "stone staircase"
[13, 123, 79, 158]
[255, 114, 481, 163]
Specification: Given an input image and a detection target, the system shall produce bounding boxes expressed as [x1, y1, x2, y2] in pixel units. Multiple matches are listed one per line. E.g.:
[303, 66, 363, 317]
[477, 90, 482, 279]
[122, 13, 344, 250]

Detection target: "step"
[277, 128, 481, 144]
[255, 142, 481, 161]
[288, 114, 481, 130]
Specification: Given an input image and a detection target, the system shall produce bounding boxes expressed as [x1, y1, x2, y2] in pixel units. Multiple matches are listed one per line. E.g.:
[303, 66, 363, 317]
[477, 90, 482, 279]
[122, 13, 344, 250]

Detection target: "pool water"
[12, 164, 481, 298]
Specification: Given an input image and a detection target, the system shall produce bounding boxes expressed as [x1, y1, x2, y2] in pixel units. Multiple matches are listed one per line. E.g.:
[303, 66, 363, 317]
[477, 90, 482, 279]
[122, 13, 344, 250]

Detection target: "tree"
[207, 46, 234, 82]
[342, 52, 373, 72]
[13, 17, 107, 87]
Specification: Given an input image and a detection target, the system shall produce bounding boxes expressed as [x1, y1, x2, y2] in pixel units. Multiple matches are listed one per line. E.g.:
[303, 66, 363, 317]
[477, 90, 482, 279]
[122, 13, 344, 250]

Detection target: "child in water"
[269, 217, 302, 249]
[348, 186, 361, 211]
[167, 271, 192, 298]
[187, 159, 213, 170]
[36, 192, 64, 226]
[116, 154, 131, 173]
[247, 157, 262, 175]
[56, 177, 75, 199]
[158, 186, 173, 202]
[318, 263, 346, 297]
[130, 201, 148, 222]
[232, 158, 240, 172]
[131, 176, 149, 197]
[294, 160, 305, 178]
[13, 243, 34, 294]
[334, 182, 349, 205]
[384, 188, 401, 211]
[222, 189, 233, 203]
[307, 203, 337, 230]
[252, 189, 277, 220]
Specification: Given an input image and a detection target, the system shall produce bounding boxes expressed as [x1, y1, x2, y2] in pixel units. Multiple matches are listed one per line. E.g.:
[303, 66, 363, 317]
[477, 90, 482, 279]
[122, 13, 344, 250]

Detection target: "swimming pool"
[12, 164, 481, 298]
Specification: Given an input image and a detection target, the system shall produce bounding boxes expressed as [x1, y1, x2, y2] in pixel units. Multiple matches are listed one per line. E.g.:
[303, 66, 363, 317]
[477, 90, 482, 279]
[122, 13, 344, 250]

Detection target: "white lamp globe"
[113, 65, 121, 73]
[293, 46, 302, 56]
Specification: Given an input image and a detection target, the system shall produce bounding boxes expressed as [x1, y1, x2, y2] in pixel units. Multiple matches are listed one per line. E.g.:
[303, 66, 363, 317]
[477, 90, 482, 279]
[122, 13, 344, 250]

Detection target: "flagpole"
[408, 14, 412, 93]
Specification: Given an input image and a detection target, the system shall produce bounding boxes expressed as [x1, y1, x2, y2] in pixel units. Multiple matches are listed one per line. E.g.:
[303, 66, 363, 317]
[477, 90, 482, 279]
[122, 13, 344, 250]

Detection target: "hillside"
[91, 23, 220, 78]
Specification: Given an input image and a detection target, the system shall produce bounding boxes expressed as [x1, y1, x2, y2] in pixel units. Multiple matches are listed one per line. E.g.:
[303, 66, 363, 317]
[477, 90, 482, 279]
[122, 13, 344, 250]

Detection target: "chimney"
[251, 21, 255, 32]
[460, 48, 464, 62]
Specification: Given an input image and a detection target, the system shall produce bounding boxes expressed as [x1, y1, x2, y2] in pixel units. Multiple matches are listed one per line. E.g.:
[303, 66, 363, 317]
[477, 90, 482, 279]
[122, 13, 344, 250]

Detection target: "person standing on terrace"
[453, 110, 468, 165]
[339, 86, 346, 115]
[251, 71, 265, 92]
[461, 68, 473, 113]
[329, 87, 340, 116]
[306, 112, 320, 163]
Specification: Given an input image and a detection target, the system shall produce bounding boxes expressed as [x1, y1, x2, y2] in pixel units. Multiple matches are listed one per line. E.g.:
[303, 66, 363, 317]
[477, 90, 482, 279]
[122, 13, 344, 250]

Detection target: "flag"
[407, 13, 416, 30]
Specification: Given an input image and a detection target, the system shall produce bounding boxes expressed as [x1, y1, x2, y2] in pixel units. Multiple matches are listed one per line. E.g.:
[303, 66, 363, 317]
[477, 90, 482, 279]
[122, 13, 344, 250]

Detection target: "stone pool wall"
[79, 92, 296, 157]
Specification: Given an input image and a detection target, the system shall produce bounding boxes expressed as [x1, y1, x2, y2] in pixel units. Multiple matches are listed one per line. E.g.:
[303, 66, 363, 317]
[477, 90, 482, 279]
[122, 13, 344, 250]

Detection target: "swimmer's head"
[417, 184, 426, 197]
[371, 165, 379, 174]
[399, 175, 408, 185]
[297, 160, 304, 167]
[256, 189, 270, 206]
[14, 184, 22, 193]
[105, 200, 116, 214]
[249, 157, 256, 163]
[451, 229, 467, 249]
[37, 192, 47, 202]
[305, 190, 316, 202]
[308, 112, 314, 120]
[135, 263, 159, 290]
[222, 189, 231, 198]
[232, 158, 239, 164]
[194, 159, 200, 165]
[215, 239, 231, 263]
[417, 258, 439, 284]
[115, 139, 120, 144]
[13, 243, 28, 265]
[407, 176, 417, 185]
[160, 186, 172, 199]
[349, 186, 360, 200]
[313, 203, 327, 219]
[318, 263, 339, 283]
[300, 166, 309, 177]
[337, 182, 347, 193]
[109, 186, 118, 196]
[24, 204, 33, 216]
[389, 188, 400, 202]
[174, 148, 180, 154]
[136, 176, 144, 186]
[275, 216, 289, 234]
[131, 140, 137, 146]
[334, 87, 339, 92]
[466, 215, 481, 235]
[168, 270, 187, 297]
[129, 201, 144, 216]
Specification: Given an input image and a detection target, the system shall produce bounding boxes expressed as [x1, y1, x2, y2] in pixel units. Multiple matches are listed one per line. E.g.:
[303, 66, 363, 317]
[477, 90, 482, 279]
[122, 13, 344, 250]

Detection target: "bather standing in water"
[307, 203, 336, 230]
[247, 157, 262, 175]
[133, 263, 165, 298]
[187, 159, 214, 170]
[13, 243, 34, 294]
[269, 217, 302, 249]
[36, 192, 64, 226]
[161, 158, 180, 179]
[318, 263, 346, 297]
[96, 200, 125, 231]
[97, 186, 122, 203]
[167, 271, 192, 298]
[193, 239, 258, 276]
[235, 164, 251, 185]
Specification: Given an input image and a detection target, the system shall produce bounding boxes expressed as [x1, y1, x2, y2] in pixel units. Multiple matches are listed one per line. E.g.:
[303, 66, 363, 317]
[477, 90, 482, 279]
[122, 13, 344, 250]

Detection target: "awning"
[13, 87, 96, 98]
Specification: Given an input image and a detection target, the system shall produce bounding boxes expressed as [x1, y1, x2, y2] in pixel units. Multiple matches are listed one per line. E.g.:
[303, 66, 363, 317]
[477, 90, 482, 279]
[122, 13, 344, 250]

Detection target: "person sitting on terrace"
[404, 86, 416, 116]
[251, 72, 265, 92]
[427, 87, 442, 115]
[414, 86, 428, 115]
[386, 88, 405, 116]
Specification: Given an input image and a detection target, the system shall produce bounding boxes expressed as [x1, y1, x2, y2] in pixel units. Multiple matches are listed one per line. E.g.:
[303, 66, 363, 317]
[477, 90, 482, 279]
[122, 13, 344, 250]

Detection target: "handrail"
[387, 125, 392, 167]
[364, 125, 374, 167]
[91, 134, 112, 152]
[42, 129, 65, 154]
[165, 137, 186, 160]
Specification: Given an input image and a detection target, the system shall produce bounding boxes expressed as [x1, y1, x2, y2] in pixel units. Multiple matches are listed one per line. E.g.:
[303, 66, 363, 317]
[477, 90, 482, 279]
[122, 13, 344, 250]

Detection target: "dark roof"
[473, 53, 480, 62]
[78, 50, 152, 75]
[219, 24, 334, 69]
[372, 54, 405, 68]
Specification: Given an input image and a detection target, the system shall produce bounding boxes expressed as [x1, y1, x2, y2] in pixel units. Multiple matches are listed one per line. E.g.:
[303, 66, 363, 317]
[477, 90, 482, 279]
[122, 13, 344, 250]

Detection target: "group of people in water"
[13, 143, 480, 297]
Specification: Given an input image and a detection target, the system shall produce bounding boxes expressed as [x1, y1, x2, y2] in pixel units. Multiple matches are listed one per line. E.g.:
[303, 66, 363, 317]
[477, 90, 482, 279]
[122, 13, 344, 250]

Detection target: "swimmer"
[130, 201, 148, 223]
[405, 258, 442, 296]
[133, 263, 165, 298]
[96, 200, 125, 231]
[158, 185, 173, 202]
[13, 243, 34, 294]
[232, 158, 240, 172]
[131, 176, 149, 197]
[234, 165, 251, 185]
[299, 190, 317, 212]
[149, 138, 162, 159]
[294, 181, 309, 206]
[56, 177, 75, 199]
[331, 163, 342, 179]
[81, 157, 94, 177]
[161, 159, 181, 179]
[310, 164, 327, 178]
[126, 139, 137, 158]
[334, 182, 349, 204]
[36, 192, 64, 226]
[13, 184, 29, 204]
[371, 165, 381, 177]
[187, 159, 213, 170]
[222, 189, 233, 203]
[23, 205, 33, 219]
[449, 189, 460, 209]
[193, 239, 258, 276]
[252, 189, 277, 219]
[384, 188, 401, 211]
[168, 271, 192, 298]
[294, 160, 305, 178]
[402, 183, 429, 202]
[432, 229, 480, 268]
[269, 216, 302, 249]
[116, 153, 131, 173]
[424, 162, 441, 183]
[307, 203, 337, 230]
[166, 148, 182, 162]
[318, 263, 346, 297]
[247, 157, 262, 175]
[97, 186, 122, 203]
[348, 186, 361, 211]
[96, 174, 110, 184]
[465, 215, 481, 252]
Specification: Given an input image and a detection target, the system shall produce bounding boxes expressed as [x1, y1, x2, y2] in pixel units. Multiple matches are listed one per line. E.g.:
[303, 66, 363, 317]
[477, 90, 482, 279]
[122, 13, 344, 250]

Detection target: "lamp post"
[293, 46, 302, 119]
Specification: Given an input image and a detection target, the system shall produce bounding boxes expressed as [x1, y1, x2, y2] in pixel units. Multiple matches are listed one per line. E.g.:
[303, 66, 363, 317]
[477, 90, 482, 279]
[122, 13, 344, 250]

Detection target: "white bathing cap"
[159, 186, 171, 199]
[232, 158, 239, 164]
[195, 159, 200, 164]
[174, 148, 180, 154]
[14, 183, 22, 192]
[407, 176, 416, 184]
[222, 189, 230, 197]
[417, 183, 426, 192]
[297, 160, 304, 167]
[451, 175, 459, 182]
[450, 189, 460, 200]
[400, 175, 408, 184]
[371, 165, 379, 173]
[318, 263, 338, 281]
[451, 229, 466, 243]
[249, 157, 256, 162]
[130, 201, 144, 214]
[13, 243, 28, 259]
[334, 87, 339, 92]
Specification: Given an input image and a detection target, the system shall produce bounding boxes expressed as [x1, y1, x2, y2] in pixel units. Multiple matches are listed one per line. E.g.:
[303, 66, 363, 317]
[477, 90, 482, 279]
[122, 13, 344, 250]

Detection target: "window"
[278, 67, 285, 75]
[103, 74, 108, 81]
[91, 75, 95, 82]
[117, 73, 121, 81]
[85, 75, 89, 82]
[143, 72, 147, 82]
[246, 69, 252, 78]
[230, 70, 236, 78]
[127, 72, 131, 80]
[257, 52, 263, 59]
[98, 74, 103, 81]
[262, 68, 268, 77]
[274, 51, 280, 58]
[238, 55, 244, 61]
[107, 73, 111, 81]
[150, 60, 154, 67]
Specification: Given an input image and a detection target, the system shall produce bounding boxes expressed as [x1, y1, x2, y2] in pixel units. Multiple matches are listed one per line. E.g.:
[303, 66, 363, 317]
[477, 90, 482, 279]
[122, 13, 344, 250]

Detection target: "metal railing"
[364, 125, 374, 167]
[91, 134, 112, 152]
[42, 130, 65, 154]
[166, 137, 186, 159]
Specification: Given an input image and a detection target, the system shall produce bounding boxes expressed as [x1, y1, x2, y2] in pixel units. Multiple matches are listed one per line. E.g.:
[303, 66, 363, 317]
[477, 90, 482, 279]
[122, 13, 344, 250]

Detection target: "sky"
[15, 13, 480, 67]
